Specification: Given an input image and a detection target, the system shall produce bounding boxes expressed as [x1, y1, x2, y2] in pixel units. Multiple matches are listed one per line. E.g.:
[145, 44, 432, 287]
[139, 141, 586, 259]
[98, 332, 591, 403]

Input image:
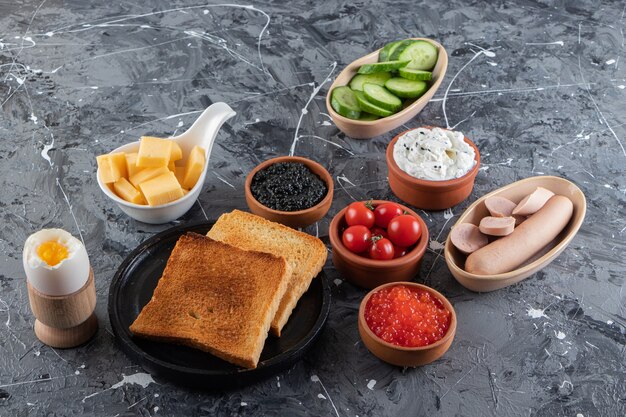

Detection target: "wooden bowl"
[358, 282, 456, 367]
[244, 156, 334, 229]
[444, 176, 587, 292]
[329, 200, 428, 289]
[325, 38, 448, 139]
[386, 128, 481, 210]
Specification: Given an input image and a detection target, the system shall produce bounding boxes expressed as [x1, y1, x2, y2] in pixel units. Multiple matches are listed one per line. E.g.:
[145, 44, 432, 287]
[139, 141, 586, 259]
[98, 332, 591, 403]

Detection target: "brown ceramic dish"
[444, 176, 587, 292]
[244, 156, 334, 229]
[325, 38, 448, 139]
[358, 282, 456, 367]
[386, 128, 481, 210]
[329, 200, 428, 289]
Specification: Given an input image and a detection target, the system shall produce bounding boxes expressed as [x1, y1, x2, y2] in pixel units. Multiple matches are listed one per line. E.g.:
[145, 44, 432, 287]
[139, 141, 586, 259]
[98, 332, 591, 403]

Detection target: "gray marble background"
[1, 0, 624, 416]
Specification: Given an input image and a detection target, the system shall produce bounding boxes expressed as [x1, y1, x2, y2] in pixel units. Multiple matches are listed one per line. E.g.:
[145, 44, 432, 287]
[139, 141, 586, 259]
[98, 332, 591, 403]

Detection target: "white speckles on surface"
[333, 278, 342, 286]
[367, 379, 376, 390]
[555, 331, 566, 339]
[527, 307, 548, 319]
[318, 393, 326, 399]
[429, 240, 445, 251]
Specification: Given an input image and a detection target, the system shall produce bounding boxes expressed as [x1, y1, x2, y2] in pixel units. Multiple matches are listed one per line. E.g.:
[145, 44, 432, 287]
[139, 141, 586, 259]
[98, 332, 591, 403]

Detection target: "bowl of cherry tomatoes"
[329, 200, 429, 289]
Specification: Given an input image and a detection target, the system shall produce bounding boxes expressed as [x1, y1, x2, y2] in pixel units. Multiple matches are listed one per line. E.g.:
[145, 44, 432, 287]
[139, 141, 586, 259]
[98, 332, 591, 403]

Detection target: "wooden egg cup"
[27, 269, 98, 348]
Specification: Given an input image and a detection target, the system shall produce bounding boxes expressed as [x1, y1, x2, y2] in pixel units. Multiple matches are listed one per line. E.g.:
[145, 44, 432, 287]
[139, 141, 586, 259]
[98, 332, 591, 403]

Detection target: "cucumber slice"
[359, 112, 380, 121]
[388, 39, 415, 61]
[354, 91, 394, 117]
[349, 72, 392, 91]
[398, 40, 438, 70]
[357, 60, 410, 74]
[384, 78, 428, 98]
[379, 41, 400, 62]
[331, 86, 361, 119]
[398, 68, 432, 81]
[363, 83, 402, 112]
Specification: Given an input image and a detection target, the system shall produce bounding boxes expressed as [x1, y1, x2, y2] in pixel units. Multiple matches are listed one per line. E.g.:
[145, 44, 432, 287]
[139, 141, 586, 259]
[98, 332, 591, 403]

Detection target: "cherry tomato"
[374, 202, 404, 228]
[370, 227, 388, 239]
[387, 215, 422, 247]
[345, 202, 375, 228]
[342, 225, 372, 253]
[393, 244, 409, 258]
[369, 237, 395, 260]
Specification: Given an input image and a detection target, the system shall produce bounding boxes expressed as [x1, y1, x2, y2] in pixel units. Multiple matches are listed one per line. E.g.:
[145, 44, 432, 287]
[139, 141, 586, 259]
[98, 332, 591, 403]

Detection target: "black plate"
[108, 221, 331, 389]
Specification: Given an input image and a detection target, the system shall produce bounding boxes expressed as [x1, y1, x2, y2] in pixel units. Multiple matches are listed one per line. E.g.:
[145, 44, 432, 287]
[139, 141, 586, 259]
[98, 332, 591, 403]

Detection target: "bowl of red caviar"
[358, 282, 456, 367]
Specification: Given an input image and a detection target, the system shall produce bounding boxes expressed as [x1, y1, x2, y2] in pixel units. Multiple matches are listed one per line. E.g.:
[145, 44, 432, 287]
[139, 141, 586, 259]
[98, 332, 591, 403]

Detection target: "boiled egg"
[23, 229, 90, 296]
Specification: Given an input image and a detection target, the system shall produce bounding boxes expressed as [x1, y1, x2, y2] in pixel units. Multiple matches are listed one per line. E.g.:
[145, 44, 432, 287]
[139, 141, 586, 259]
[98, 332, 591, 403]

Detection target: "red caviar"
[364, 285, 451, 348]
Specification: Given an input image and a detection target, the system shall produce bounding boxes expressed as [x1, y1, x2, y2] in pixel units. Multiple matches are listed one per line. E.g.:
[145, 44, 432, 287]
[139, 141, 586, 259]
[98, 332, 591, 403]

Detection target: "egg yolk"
[37, 241, 69, 266]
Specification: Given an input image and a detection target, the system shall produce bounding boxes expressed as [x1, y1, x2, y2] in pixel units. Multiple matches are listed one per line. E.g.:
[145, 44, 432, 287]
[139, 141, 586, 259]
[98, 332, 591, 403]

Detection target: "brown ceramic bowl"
[325, 38, 448, 139]
[358, 282, 457, 367]
[245, 156, 334, 229]
[329, 200, 429, 289]
[444, 175, 587, 292]
[386, 127, 481, 210]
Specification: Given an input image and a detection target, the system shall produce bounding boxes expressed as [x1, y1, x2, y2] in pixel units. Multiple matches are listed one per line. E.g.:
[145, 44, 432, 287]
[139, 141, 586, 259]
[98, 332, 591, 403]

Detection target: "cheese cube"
[125, 152, 143, 178]
[129, 166, 170, 188]
[139, 171, 184, 206]
[181, 146, 206, 189]
[96, 152, 127, 183]
[113, 177, 146, 205]
[170, 142, 183, 161]
[137, 136, 172, 168]
[174, 166, 185, 186]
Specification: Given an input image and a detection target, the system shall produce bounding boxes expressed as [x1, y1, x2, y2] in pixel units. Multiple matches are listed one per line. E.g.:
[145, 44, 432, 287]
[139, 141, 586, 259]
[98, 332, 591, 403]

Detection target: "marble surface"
[1, 0, 625, 416]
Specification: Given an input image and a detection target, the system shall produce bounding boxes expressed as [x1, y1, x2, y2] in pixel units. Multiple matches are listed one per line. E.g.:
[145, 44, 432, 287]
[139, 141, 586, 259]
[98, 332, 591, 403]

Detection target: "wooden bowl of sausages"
[444, 176, 586, 292]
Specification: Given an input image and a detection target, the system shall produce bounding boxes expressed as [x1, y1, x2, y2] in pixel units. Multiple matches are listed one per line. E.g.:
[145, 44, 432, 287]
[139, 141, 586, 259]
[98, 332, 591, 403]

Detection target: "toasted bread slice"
[129, 233, 291, 369]
[207, 210, 327, 336]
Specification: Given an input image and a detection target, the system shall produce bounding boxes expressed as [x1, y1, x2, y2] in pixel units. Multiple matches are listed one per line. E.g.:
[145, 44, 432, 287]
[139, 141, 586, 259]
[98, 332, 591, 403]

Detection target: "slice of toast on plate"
[207, 210, 327, 336]
[129, 232, 291, 369]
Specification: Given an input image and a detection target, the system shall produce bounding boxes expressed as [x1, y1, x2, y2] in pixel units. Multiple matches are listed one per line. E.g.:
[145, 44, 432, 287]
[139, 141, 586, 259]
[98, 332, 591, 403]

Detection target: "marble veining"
[0, 0, 624, 416]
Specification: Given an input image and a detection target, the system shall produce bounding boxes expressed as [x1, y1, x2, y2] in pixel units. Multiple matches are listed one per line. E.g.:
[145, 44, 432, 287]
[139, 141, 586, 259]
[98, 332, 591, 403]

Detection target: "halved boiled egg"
[23, 229, 90, 296]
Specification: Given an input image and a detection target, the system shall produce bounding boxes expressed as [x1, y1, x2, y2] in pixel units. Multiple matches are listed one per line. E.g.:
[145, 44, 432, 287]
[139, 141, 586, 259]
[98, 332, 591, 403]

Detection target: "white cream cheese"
[393, 127, 476, 181]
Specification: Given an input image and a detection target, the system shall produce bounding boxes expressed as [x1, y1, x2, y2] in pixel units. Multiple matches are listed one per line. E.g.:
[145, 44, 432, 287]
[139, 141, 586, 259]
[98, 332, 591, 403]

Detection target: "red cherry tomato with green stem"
[345, 201, 375, 228]
[370, 227, 388, 239]
[374, 202, 404, 228]
[342, 225, 372, 253]
[387, 215, 422, 247]
[369, 237, 395, 260]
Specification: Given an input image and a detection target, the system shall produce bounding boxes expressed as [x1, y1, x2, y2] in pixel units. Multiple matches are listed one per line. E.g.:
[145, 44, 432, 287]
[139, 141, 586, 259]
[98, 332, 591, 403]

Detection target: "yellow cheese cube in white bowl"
[96, 103, 236, 224]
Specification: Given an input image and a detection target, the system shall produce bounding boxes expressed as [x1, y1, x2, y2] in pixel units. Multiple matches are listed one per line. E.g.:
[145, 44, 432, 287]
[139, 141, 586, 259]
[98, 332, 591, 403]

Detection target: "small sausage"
[484, 196, 517, 217]
[512, 187, 555, 216]
[450, 223, 488, 254]
[479, 216, 516, 236]
[465, 195, 573, 275]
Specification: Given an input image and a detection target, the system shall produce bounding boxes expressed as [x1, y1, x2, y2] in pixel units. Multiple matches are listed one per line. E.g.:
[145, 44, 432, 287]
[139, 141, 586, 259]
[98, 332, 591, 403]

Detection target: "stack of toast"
[130, 210, 327, 368]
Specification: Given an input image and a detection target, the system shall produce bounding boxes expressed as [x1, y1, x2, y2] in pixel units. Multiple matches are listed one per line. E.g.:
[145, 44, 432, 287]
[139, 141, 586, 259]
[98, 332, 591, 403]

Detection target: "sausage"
[465, 195, 573, 275]
[479, 216, 515, 236]
[512, 187, 555, 216]
[450, 223, 488, 254]
[484, 196, 516, 217]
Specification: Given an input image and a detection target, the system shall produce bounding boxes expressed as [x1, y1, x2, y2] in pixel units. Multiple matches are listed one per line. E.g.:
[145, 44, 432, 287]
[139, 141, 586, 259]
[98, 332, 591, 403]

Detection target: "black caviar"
[251, 162, 328, 211]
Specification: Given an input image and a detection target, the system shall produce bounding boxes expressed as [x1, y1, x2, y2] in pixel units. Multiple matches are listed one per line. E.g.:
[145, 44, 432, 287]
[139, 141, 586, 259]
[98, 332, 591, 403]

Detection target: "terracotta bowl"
[444, 176, 587, 292]
[386, 128, 481, 210]
[329, 200, 428, 289]
[244, 156, 334, 229]
[325, 38, 448, 139]
[358, 282, 457, 367]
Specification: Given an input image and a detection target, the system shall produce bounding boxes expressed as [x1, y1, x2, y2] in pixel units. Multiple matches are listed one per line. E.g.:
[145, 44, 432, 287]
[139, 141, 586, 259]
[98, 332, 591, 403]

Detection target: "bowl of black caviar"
[245, 156, 334, 229]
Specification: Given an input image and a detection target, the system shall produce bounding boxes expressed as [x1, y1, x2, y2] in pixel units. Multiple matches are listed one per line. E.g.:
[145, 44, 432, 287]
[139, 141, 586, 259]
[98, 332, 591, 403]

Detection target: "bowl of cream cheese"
[386, 126, 480, 210]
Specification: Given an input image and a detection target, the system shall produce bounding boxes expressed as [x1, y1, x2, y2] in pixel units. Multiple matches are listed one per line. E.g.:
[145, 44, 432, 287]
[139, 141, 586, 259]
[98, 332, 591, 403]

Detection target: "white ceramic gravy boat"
[97, 102, 236, 224]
